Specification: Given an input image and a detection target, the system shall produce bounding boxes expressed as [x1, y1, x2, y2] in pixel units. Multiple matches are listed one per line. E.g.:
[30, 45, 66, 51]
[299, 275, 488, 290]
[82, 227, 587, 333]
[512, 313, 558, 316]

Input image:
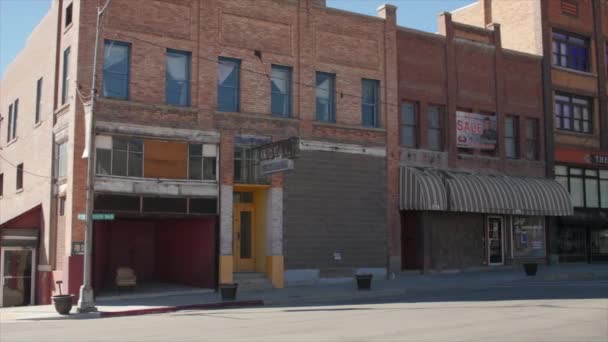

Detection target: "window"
[217, 57, 240, 112]
[96, 137, 142, 177]
[555, 166, 608, 208]
[65, 3, 73, 27]
[362, 79, 380, 128]
[552, 31, 589, 72]
[400, 103, 417, 148]
[35, 78, 43, 124]
[316, 72, 335, 122]
[166, 49, 191, 107]
[103, 41, 130, 100]
[512, 216, 545, 258]
[505, 116, 518, 159]
[526, 118, 539, 160]
[0, 173, 3, 197]
[560, 0, 578, 16]
[6, 99, 18, 142]
[188, 144, 217, 181]
[428, 106, 442, 151]
[56, 142, 68, 179]
[16, 163, 23, 190]
[234, 145, 268, 184]
[62, 47, 71, 104]
[59, 197, 66, 216]
[271, 65, 292, 117]
[555, 93, 592, 133]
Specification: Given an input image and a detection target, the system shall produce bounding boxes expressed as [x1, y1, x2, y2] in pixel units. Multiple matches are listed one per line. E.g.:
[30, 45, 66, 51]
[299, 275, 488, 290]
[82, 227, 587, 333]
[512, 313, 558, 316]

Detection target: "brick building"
[393, 13, 572, 272]
[0, 0, 397, 307]
[453, 0, 608, 263]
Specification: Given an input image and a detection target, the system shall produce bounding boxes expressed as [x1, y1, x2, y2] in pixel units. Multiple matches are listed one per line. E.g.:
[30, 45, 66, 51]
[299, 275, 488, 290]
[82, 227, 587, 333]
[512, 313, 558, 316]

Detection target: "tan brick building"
[453, 0, 608, 263]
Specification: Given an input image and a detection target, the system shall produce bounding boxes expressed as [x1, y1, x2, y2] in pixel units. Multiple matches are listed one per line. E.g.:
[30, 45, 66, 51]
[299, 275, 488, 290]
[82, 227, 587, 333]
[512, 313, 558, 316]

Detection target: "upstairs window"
[188, 144, 217, 181]
[400, 102, 417, 148]
[35, 78, 43, 124]
[166, 49, 191, 107]
[217, 57, 240, 112]
[526, 118, 539, 161]
[0, 173, 4, 197]
[427, 106, 443, 151]
[270, 65, 292, 117]
[56, 142, 68, 179]
[96, 137, 142, 177]
[103, 40, 130, 100]
[316, 72, 335, 122]
[65, 3, 73, 27]
[16, 163, 23, 190]
[555, 93, 592, 133]
[62, 47, 71, 104]
[552, 31, 590, 72]
[505, 116, 519, 159]
[6, 99, 18, 142]
[362, 79, 380, 128]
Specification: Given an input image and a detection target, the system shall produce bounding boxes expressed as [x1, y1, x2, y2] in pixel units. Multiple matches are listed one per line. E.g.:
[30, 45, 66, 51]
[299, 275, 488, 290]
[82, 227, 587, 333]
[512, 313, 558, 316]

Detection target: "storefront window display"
[512, 216, 545, 258]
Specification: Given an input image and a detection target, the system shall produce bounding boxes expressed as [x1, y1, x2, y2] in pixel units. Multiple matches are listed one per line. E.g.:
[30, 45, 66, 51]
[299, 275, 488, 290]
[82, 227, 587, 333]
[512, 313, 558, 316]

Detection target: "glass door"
[1, 248, 35, 307]
[233, 203, 256, 272]
[487, 217, 504, 266]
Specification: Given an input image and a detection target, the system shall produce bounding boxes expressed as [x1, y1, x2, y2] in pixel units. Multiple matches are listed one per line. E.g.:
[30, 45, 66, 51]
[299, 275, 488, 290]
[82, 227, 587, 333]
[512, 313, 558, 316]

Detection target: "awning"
[400, 167, 447, 211]
[1, 229, 39, 248]
[400, 167, 573, 216]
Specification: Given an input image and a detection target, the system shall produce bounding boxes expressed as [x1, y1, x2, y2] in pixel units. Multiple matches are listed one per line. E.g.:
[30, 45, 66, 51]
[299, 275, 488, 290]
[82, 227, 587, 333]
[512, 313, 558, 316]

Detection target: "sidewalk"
[1, 263, 606, 322]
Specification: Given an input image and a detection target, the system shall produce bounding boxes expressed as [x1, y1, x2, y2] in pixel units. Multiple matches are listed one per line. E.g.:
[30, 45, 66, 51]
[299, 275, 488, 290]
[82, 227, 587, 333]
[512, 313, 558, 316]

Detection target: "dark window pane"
[203, 157, 216, 180]
[240, 211, 252, 258]
[189, 144, 202, 156]
[96, 149, 112, 175]
[570, 177, 584, 207]
[143, 197, 187, 213]
[218, 58, 240, 112]
[189, 198, 217, 214]
[428, 129, 441, 151]
[94, 194, 140, 212]
[585, 178, 599, 208]
[128, 152, 142, 177]
[113, 137, 128, 150]
[166, 50, 191, 106]
[316, 72, 335, 121]
[128, 140, 143, 153]
[189, 157, 202, 180]
[112, 150, 127, 176]
[401, 126, 415, 148]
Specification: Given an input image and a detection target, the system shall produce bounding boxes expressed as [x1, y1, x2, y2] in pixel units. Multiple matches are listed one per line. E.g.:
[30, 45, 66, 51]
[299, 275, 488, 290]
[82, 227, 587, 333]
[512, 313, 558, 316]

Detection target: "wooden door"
[233, 203, 256, 272]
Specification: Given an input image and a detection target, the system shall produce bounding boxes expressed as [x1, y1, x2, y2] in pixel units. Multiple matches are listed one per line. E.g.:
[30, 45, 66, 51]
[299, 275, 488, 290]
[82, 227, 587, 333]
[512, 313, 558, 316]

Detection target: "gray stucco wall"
[283, 150, 387, 277]
[423, 212, 485, 270]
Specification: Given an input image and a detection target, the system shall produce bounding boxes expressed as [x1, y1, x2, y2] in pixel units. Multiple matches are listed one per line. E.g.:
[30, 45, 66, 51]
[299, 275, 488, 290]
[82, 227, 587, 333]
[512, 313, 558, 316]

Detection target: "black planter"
[356, 274, 373, 290]
[51, 295, 74, 315]
[219, 283, 238, 300]
[523, 263, 538, 276]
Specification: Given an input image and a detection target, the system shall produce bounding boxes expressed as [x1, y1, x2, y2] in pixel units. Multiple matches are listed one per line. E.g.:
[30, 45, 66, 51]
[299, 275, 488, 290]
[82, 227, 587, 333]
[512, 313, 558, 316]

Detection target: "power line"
[0, 153, 52, 179]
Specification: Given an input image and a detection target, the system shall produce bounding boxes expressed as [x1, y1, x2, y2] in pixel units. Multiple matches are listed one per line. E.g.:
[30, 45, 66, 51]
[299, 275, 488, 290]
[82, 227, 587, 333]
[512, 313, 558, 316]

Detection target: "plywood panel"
[144, 140, 188, 179]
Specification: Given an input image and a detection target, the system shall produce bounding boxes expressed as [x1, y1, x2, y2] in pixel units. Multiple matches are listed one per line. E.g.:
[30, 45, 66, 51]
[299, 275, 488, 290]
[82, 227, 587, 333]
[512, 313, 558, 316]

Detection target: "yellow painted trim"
[219, 255, 234, 284]
[266, 255, 284, 288]
[234, 184, 271, 191]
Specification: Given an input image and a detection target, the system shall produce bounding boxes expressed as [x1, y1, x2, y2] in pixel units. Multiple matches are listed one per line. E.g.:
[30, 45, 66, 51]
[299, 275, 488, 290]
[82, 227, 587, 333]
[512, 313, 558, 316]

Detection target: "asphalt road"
[1, 278, 607, 342]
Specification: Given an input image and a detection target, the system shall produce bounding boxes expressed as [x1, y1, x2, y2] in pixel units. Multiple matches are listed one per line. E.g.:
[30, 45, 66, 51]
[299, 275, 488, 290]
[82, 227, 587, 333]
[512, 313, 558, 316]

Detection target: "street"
[1, 278, 607, 342]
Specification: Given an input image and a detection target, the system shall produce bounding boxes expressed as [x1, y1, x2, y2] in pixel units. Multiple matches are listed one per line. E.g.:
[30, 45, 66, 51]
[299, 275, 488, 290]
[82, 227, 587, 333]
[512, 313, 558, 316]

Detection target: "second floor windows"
[316, 72, 335, 122]
[400, 103, 417, 148]
[505, 116, 519, 159]
[103, 40, 130, 100]
[427, 106, 443, 151]
[55, 142, 68, 179]
[16, 163, 23, 191]
[62, 47, 71, 105]
[271, 65, 292, 117]
[552, 31, 589, 72]
[188, 144, 217, 181]
[362, 79, 380, 128]
[218, 57, 240, 112]
[166, 49, 191, 107]
[6, 99, 18, 142]
[35, 78, 43, 124]
[96, 137, 143, 177]
[555, 93, 592, 133]
[526, 118, 539, 161]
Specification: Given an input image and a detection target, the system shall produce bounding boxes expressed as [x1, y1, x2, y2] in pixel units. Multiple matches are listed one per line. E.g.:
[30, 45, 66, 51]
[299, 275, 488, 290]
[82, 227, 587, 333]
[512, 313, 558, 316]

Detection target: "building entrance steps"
[234, 272, 274, 292]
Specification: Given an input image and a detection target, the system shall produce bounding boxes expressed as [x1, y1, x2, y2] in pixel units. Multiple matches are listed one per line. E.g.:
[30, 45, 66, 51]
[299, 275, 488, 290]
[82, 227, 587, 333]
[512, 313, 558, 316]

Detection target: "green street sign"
[78, 213, 115, 221]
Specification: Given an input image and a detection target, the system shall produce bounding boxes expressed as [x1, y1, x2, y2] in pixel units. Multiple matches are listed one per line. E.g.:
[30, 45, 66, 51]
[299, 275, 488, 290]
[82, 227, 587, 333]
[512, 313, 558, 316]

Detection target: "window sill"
[313, 121, 386, 133]
[64, 22, 73, 34]
[16, 188, 24, 194]
[555, 129, 595, 138]
[95, 174, 218, 184]
[552, 65, 597, 78]
[215, 111, 300, 123]
[457, 153, 500, 161]
[5, 138, 18, 147]
[34, 120, 43, 129]
[54, 103, 71, 116]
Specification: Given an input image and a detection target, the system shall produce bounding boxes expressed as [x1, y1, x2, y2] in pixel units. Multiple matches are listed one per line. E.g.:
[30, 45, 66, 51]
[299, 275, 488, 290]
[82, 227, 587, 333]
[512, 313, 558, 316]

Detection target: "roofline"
[451, 1, 480, 14]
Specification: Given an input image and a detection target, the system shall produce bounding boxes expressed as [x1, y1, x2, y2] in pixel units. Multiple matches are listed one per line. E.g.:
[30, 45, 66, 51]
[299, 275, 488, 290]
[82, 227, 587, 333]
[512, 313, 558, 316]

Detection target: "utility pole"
[77, 0, 111, 313]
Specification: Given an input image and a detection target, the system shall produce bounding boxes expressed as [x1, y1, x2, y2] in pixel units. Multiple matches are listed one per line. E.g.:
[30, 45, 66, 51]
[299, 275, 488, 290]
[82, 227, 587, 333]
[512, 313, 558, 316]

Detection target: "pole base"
[76, 285, 98, 313]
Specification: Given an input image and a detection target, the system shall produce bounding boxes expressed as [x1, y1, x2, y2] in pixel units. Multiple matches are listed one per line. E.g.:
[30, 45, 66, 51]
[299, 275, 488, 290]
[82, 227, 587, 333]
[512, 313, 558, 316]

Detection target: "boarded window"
[144, 140, 188, 179]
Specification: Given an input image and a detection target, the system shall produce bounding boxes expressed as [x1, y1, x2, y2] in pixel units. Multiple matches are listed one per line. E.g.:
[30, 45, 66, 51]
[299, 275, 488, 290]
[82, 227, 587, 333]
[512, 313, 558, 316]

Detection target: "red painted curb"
[99, 300, 264, 318]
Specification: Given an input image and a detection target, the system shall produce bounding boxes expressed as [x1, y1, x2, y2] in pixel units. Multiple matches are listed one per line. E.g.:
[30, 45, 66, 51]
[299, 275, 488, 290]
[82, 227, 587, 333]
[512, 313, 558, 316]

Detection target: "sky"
[0, 0, 474, 78]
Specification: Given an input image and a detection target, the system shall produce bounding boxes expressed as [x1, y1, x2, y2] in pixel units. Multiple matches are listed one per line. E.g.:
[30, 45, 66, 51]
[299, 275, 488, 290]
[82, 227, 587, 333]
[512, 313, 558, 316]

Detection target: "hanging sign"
[256, 137, 300, 161]
[260, 159, 294, 175]
[456, 112, 497, 150]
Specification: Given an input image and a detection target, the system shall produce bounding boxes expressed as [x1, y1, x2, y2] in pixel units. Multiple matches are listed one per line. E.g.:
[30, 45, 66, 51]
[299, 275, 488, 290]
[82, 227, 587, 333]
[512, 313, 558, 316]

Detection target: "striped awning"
[400, 167, 448, 211]
[400, 167, 573, 216]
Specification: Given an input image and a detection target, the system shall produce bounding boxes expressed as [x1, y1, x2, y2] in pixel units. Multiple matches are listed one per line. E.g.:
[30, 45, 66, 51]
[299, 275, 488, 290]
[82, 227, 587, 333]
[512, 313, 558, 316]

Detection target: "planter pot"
[51, 295, 74, 315]
[523, 263, 538, 276]
[356, 274, 373, 290]
[219, 283, 238, 300]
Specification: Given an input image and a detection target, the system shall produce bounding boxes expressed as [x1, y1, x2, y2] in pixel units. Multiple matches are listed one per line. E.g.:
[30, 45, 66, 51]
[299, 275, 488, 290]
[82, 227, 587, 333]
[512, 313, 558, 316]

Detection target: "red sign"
[555, 148, 608, 166]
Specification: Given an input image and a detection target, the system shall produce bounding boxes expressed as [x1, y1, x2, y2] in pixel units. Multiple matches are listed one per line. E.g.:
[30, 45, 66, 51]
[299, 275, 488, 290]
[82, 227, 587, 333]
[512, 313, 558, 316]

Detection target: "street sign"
[78, 213, 115, 221]
[256, 137, 300, 161]
[260, 158, 294, 175]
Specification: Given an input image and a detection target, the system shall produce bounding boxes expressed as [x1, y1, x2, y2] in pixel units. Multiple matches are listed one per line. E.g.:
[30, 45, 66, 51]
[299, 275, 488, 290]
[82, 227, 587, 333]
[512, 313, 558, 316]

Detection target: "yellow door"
[233, 203, 256, 272]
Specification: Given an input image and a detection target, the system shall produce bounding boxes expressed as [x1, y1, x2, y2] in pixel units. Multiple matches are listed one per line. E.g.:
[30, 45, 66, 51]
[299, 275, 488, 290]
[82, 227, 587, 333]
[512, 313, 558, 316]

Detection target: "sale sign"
[456, 111, 497, 150]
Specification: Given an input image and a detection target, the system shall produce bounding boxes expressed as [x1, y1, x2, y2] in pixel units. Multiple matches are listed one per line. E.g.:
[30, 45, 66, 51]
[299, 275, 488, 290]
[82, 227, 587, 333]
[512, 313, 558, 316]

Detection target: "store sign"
[260, 158, 294, 175]
[78, 213, 115, 221]
[256, 137, 300, 161]
[456, 111, 497, 150]
[556, 148, 608, 166]
[590, 154, 608, 165]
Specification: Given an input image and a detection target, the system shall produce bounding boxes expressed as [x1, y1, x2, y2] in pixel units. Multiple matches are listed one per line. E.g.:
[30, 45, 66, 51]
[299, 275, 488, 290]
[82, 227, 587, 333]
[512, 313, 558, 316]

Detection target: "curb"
[99, 300, 264, 318]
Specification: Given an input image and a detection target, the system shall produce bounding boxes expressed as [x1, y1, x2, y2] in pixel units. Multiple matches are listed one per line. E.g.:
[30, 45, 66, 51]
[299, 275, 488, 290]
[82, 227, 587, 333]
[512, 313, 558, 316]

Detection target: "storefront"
[400, 167, 573, 271]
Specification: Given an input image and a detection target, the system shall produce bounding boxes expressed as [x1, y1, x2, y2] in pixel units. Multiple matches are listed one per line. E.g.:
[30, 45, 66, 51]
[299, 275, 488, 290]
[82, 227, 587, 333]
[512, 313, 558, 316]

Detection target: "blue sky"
[0, 0, 473, 78]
